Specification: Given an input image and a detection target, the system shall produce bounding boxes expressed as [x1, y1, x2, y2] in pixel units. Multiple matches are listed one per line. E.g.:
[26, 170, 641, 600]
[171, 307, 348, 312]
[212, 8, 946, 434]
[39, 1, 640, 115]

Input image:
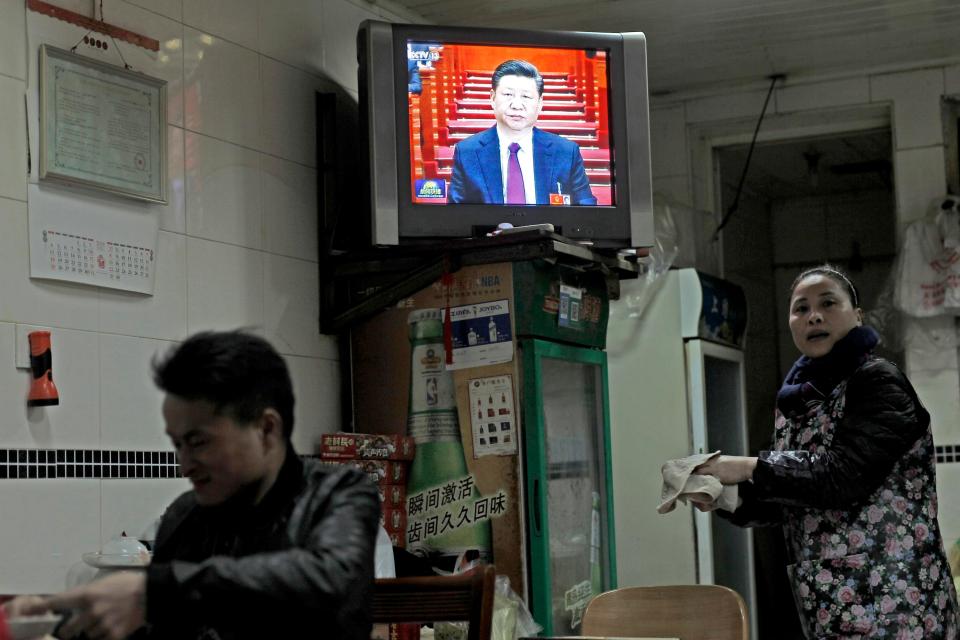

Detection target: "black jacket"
[721, 359, 930, 527]
[143, 453, 380, 640]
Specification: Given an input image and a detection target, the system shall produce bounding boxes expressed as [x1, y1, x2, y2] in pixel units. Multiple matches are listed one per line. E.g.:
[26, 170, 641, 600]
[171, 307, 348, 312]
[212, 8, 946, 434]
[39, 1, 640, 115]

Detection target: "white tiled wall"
[183, 0, 258, 50]
[649, 104, 687, 179]
[185, 132, 263, 248]
[776, 77, 869, 113]
[0, 481, 100, 594]
[0, 75, 27, 203]
[947, 64, 960, 96]
[936, 463, 960, 549]
[257, 0, 325, 75]
[100, 478, 192, 546]
[98, 334, 175, 450]
[183, 28, 261, 148]
[0, 0, 401, 593]
[259, 57, 323, 167]
[870, 69, 945, 149]
[0, 0, 27, 80]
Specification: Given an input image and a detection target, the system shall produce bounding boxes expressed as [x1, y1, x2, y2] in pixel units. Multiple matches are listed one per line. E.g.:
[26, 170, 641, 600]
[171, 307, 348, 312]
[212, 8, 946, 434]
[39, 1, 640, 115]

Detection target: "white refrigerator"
[607, 268, 757, 639]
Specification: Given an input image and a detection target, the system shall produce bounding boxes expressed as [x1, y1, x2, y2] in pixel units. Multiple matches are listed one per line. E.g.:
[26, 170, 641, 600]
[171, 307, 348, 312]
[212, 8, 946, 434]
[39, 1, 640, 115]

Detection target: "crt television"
[357, 20, 653, 250]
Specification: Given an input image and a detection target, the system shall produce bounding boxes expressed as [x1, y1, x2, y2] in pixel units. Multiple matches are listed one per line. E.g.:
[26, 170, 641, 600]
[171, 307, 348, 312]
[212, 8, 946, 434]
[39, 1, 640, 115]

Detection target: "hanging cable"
[712, 74, 784, 241]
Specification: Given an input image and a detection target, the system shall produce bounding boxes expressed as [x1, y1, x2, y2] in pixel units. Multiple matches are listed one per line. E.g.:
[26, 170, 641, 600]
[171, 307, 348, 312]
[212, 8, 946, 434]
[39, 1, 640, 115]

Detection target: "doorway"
[715, 128, 898, 639]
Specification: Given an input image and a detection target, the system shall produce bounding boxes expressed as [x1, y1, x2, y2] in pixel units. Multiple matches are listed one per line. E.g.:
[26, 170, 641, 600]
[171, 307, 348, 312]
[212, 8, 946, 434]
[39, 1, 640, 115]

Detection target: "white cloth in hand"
[657, 450, 739, 514]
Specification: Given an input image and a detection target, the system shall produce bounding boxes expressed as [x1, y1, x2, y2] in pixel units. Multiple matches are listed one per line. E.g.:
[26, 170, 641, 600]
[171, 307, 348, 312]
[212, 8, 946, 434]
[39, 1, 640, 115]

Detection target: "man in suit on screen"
[448, 59, 596, 206]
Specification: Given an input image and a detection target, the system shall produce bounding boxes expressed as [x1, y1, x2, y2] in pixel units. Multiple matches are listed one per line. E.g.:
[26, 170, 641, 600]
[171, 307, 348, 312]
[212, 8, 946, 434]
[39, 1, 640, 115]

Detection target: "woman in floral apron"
[695, 265, 959, 639]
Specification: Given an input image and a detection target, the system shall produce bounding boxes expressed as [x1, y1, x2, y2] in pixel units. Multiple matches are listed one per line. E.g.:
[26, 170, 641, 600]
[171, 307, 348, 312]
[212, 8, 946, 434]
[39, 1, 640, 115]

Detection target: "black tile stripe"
[0, 449, 181, 479]
[0, 445, 951, 478]
[934, 443, 958, 465]
[936, 444, 960, 464]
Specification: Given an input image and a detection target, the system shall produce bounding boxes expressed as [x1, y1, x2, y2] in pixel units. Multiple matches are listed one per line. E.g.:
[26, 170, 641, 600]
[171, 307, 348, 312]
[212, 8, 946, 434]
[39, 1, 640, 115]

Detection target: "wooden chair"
[372, 565, 496, 640]
[581, 585, 749, 640]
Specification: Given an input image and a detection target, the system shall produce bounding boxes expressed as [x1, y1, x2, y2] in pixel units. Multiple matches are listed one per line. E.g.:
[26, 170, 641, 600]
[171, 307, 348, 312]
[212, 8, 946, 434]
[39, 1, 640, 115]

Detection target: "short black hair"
[152, 331, 295, 439]
[790, 264, 860, 308]
[491, 59, 544, 97]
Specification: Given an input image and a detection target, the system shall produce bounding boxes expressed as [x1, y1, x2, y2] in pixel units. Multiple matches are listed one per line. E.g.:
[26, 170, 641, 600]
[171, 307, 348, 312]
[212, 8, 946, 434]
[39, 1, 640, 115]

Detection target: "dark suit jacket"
[448, 126, 596, 205]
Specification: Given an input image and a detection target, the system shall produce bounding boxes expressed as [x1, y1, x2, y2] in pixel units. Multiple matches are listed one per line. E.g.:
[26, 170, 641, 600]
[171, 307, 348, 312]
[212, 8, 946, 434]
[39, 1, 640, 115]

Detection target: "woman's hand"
[693, 455, 758, 485]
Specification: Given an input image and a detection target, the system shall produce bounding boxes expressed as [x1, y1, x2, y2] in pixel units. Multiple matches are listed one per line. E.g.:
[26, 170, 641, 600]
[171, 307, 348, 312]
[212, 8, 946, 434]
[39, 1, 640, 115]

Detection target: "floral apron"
[774, 367, 959, 639]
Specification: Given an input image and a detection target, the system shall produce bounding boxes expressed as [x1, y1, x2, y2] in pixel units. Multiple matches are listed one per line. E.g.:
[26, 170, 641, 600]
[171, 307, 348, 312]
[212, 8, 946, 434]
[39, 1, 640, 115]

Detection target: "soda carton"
[380, 506, 408, 538]
[320, 433, 415, 461]
[379, 483, 407, 509]
[322, 459, 408, 486]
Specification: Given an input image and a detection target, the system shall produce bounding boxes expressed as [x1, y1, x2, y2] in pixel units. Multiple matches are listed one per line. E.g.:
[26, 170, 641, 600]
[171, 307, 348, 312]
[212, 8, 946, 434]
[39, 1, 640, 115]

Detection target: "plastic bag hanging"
[892, 195, 960, 317]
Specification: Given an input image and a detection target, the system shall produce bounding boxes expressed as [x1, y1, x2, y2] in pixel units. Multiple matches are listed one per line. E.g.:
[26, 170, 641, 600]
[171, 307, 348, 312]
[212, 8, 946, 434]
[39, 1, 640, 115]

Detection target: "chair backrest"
[581, 584, 749, 640]
[372, 565, 496, 640]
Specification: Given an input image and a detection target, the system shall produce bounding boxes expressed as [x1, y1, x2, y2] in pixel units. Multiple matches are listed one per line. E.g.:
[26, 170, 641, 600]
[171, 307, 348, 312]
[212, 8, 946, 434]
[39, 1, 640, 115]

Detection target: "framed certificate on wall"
[39, 44, 167, 203]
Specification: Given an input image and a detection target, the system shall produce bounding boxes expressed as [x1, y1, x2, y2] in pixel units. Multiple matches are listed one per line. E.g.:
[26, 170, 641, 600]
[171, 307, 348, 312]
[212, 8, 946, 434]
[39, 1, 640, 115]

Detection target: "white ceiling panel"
[380, 0, 960, 94]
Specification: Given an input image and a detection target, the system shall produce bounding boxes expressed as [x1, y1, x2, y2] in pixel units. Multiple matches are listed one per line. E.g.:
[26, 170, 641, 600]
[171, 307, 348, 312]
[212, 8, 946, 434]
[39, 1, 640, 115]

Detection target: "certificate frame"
[39, 44, 167, 204]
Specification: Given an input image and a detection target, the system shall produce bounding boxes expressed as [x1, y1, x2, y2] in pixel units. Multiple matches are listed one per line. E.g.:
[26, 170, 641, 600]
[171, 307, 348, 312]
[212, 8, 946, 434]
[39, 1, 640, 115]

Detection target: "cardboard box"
[379, 483, 407, 509]
[324, 459, 409, 486]
[320, 433, 416, 461]
[371, 623, 420, 640]
[380, 506, 408, 536]
[386, 530, 404, 547]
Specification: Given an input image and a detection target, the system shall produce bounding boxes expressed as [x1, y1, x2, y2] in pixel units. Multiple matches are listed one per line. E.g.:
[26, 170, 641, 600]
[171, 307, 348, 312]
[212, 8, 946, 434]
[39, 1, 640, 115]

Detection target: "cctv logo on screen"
[415, 179, 447, 202]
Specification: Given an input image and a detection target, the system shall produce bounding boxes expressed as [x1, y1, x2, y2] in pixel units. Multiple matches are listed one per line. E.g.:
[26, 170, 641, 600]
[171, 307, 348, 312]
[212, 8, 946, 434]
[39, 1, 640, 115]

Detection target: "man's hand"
[2, 594, 50, 617]
[693, 455, 758, 485]
[34, 571, 147, 640]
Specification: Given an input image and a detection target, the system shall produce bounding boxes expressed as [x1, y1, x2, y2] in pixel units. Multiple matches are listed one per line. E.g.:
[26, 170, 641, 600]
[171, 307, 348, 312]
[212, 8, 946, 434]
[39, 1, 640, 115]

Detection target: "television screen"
[406, 42, 614, 209]
[358, 21, 653, 250]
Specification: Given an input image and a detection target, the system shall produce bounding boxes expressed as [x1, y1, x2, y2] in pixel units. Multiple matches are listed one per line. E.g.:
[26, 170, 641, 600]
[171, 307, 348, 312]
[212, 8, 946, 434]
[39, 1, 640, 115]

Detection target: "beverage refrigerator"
[606, 267, 758, 639]
[349, 259, 617, 636]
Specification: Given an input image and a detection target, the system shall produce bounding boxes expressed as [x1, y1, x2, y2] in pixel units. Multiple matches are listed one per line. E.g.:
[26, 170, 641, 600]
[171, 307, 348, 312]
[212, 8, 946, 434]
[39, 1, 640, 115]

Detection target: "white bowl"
[82, 551, 150, 569]
[7, 613, 62, 640]
[101, 536, 148, 557]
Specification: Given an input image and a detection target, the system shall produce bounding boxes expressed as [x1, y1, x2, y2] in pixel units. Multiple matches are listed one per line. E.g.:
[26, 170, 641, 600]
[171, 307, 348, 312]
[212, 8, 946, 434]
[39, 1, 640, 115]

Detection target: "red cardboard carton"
[320, 433, 416, 461]
[380, 506, 408, 536]
[379, 484, 407, 508]
[322, 459, 408, 486]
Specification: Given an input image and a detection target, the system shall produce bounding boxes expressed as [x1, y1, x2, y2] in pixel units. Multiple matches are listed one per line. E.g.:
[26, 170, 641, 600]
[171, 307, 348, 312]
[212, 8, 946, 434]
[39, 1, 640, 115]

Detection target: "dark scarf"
[776, 325, 879, 419]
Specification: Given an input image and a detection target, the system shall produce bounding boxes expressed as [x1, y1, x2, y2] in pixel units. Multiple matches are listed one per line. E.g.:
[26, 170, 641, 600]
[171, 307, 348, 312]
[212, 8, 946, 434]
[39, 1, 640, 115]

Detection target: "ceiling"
[717, 128, 892, 200]
[383, 0, 960, 95]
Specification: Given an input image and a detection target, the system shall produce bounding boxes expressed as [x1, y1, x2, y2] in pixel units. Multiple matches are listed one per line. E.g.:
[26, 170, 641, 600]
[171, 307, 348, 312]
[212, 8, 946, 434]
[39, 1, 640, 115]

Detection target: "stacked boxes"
[319, 433, 415, 547]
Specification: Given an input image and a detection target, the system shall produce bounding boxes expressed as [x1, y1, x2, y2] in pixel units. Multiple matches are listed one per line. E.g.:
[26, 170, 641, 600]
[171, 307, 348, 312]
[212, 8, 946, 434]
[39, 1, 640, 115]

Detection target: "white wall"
[607, 273, 698, 587]
[0, 0, 417, 593]
[648, 63, 960, 550]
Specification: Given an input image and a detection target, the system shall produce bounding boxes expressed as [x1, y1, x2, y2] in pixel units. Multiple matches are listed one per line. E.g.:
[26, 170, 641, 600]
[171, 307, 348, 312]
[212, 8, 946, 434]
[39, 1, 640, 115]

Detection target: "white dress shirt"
[496, 128, 536, 204]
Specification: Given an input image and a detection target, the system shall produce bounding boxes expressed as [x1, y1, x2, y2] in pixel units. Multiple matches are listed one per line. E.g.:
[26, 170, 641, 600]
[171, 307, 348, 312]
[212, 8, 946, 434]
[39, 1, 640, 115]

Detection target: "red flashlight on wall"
[27, 330, 60, 407]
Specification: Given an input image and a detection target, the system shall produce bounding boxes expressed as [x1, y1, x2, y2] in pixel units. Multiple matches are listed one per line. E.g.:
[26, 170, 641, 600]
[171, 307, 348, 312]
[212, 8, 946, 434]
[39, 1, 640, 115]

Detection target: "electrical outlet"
[15, 324, 53, 369]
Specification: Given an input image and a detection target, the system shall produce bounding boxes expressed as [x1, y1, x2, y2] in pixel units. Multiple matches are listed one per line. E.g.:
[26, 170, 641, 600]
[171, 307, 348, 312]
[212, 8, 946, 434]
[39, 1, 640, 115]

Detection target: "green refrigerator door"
[521, 338, 617, 636]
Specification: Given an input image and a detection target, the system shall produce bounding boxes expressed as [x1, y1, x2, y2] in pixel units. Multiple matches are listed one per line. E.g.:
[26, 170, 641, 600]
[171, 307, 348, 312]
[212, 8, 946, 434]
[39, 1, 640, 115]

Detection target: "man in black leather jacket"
[17, 331, 380, 640]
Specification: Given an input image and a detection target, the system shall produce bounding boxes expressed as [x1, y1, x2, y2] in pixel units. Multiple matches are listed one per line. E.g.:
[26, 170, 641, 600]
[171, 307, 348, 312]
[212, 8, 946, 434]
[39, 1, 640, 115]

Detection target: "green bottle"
[406, 308, 492, 566]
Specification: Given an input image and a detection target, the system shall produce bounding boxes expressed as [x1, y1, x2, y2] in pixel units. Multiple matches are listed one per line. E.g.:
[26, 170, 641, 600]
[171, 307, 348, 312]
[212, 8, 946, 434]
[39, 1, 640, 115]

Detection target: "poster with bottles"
[351, 262, 525, 592]
[467, 375, 517, 457]
[444, 299, 513, 370]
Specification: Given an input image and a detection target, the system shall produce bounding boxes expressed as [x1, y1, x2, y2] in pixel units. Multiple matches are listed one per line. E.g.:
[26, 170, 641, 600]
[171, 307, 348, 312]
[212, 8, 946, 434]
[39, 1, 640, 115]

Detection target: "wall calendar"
[28, 184, 159, 295]
[42, 230, 153, 282]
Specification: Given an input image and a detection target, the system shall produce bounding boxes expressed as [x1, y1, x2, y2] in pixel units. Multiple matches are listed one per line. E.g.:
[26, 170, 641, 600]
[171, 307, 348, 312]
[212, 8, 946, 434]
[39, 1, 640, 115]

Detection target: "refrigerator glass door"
[685, 338, 758, 640]
[522, 338, 615, 636]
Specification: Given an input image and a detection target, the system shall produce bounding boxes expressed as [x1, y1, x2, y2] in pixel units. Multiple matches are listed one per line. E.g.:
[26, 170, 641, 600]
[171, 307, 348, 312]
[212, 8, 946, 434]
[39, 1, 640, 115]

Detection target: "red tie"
[506, 142, 525, 204]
